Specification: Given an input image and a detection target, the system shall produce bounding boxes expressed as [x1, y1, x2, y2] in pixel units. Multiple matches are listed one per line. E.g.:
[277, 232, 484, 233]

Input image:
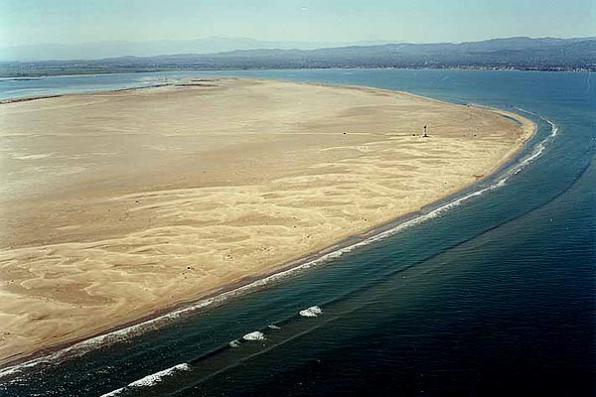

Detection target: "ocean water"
[0, 69, 594, 396]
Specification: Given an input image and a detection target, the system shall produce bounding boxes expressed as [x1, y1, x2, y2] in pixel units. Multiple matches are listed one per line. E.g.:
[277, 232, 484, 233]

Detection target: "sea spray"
[99, 363, 190, 397]
[243, 331, 265, 341]
[299, 306, 323, 317]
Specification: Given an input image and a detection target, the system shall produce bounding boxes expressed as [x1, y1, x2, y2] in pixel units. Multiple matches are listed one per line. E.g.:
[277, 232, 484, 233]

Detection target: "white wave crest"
[242, 331, 265, 341]
[229, 339, 241, 348]
[128, 363, 190, 387]
[299, 306, 323, 317]
[99, 363, 190, 397]
[268, 324, 281, 330]
[100, 388, 123, 397]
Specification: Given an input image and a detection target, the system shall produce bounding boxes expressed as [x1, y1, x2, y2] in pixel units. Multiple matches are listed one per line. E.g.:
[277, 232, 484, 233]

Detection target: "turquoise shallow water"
[0, 69, 594, 396]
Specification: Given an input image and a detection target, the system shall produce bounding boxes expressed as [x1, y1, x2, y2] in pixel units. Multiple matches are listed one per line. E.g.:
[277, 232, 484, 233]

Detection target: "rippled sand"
[0, 78, 534, 366]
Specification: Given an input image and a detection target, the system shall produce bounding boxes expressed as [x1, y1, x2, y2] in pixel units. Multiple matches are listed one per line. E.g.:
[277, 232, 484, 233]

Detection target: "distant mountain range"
[1, 37, 594, 77]
[0, 37, 392, 62]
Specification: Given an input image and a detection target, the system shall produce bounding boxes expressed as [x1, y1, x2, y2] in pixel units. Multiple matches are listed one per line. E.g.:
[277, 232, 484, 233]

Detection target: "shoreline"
[0, 82, 174, 104]
[0, 97, 539, 374]
[0, 66, 591, 82]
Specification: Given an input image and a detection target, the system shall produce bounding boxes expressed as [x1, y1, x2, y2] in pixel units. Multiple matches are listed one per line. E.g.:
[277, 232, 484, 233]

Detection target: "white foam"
[229, 339, 241, 348]
[242, 331, 265, 341]
[99, 363, 190, 397]
[268, 324, 281, 330]
[0, 298, 213, 380]
[128, 363, 190, 387]
[299, 306, 323, 317]
[99, 387, 124, 397]
[0, 114, 558, 381]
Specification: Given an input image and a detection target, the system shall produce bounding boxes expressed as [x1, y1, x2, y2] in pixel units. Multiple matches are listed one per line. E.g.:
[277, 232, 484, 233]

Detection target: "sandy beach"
[0, 78, 535, 367]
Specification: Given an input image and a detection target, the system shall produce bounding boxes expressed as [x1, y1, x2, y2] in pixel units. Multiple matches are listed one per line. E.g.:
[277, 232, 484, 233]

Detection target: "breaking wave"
[299, 306, 323, 317]
[243, 331, 265, 341]
[99, 363, 190, 397]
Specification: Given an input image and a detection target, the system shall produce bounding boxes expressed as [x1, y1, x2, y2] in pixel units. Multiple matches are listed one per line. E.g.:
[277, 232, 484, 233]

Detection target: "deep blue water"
[0, 69, 594, 396]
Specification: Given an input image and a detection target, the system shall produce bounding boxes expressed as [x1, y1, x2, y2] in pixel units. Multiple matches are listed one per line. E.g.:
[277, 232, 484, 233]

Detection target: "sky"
[1, 0, 595, 47]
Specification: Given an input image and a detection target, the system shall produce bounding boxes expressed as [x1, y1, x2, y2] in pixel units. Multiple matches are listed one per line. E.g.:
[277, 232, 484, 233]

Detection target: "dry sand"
[0, 78, 535, 366]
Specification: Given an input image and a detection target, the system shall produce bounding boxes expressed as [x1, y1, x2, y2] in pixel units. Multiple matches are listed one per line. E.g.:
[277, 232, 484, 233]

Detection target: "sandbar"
[0, 78, 535, 367]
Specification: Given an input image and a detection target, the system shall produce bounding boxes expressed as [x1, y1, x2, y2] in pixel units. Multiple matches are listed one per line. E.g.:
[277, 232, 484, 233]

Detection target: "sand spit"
[0, 78, 535, 367]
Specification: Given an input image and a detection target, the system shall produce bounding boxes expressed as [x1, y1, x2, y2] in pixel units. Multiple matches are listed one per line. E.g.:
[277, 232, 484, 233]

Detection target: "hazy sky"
[1, 0, 594, 47]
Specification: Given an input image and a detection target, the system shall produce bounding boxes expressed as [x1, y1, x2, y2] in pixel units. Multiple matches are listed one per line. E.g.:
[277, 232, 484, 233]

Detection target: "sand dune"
[0, 78, 534, 366]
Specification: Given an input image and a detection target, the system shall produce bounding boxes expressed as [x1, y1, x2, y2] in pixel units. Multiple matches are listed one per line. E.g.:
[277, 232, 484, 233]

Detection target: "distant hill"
[0, 37, 387, 62]
[1, 37, 594, 77]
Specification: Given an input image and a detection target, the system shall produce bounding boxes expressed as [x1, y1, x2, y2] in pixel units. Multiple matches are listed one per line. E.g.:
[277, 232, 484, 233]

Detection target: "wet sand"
[0, 78, 535, 367]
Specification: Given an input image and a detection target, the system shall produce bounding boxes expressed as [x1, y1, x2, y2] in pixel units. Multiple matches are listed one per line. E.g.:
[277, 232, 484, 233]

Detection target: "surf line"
[99, 363, 191, 397]
[0, 113, 558, 380]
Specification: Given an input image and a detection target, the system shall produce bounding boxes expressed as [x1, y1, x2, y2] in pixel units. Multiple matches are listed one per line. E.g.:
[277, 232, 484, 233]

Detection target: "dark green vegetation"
[2, 37, 595, 77]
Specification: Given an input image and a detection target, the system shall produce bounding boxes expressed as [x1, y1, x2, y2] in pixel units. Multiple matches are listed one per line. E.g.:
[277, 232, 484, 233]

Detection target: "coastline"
[0, 82, 173, 104]
[0, 79, 537, 372]
[0, 65, 592, 81]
